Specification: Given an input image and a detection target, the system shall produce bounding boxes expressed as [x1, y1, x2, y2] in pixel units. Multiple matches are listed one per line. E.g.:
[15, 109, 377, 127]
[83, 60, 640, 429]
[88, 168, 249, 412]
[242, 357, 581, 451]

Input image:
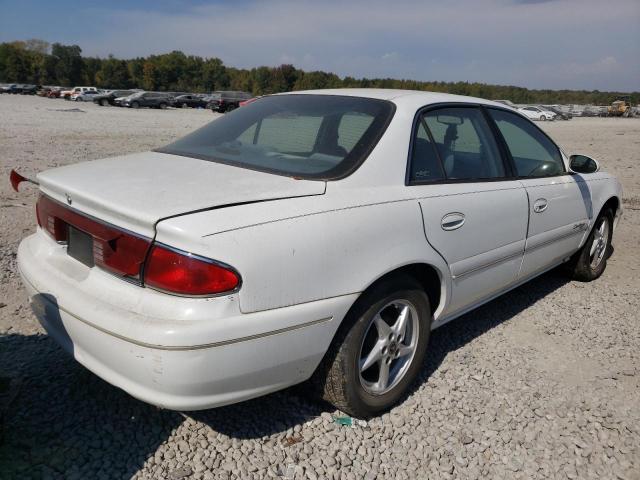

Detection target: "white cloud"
[8, 0, 639, 90]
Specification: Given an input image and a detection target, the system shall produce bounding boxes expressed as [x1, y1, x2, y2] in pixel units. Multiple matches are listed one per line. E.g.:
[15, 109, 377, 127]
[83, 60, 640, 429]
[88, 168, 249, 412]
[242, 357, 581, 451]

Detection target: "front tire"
[566, 209, 613, 281]
[100, 99, 109, 106]
[315, 275, 431, 418]
[539, 115, 546, 121]
[131, 101, 140, 109]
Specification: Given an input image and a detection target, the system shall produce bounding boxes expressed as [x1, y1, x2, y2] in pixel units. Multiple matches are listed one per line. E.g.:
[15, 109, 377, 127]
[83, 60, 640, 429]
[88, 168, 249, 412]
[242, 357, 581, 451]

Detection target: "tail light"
[36, 194, 241, 295]
[144, 244, 240, 296]
[36, 195, 151, 281]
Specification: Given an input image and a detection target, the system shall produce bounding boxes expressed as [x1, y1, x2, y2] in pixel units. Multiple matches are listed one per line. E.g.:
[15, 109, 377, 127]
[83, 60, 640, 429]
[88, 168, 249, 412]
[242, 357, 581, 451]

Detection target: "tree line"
[1, 39, 637, 105]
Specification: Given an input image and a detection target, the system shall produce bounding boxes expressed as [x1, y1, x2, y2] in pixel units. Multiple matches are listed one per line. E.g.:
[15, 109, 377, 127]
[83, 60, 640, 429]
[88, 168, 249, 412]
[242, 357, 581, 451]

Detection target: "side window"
[422, 107, 505, 180]
[488, 109, 564, 177]
[409, 120, 445, 182]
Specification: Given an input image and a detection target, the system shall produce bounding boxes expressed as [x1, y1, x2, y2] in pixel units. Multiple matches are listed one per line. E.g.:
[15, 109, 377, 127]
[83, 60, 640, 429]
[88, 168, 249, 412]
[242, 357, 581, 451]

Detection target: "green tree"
[202, 57, 228, 91]
[142, 61, 158, 90]
[0, 42, 30, 82]
[95, 55, 132, 88]
[51, 43, 84, 85]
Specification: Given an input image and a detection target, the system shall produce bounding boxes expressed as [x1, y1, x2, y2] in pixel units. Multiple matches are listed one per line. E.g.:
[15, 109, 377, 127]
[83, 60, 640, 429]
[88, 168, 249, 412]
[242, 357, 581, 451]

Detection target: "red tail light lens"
[144, 244, 240, 296]
[35, 195, 240, 295]
[36, 194, 151, 281]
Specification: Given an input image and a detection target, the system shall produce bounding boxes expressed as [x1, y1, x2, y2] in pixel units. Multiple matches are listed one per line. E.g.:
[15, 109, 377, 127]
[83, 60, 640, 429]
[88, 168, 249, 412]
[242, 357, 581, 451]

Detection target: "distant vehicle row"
[4, 85, 635, 118]
[1, 83, 256, 113]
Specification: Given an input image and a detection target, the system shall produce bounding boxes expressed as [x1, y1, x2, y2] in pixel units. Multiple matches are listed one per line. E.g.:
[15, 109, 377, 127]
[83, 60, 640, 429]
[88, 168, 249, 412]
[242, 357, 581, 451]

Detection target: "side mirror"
[569, 154, 599, 174]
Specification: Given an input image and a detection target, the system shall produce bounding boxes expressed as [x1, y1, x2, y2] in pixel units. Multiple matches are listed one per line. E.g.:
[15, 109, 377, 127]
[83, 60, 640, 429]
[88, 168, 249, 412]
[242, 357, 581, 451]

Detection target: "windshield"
[156, 94, 395, 180]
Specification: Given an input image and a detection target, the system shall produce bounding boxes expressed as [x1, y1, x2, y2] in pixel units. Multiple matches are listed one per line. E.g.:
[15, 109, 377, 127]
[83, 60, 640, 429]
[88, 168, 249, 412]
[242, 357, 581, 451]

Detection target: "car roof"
[281, 88, 507, 108]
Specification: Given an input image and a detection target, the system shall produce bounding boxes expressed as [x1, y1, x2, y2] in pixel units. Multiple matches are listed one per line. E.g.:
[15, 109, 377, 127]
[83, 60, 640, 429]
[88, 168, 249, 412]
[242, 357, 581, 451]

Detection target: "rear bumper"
[18, 231, 356, 410]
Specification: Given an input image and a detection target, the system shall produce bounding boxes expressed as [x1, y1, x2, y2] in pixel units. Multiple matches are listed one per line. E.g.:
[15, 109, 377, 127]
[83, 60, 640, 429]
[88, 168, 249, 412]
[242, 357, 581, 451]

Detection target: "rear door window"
[410, 107, 505, 182]
[488, 109, 564, 177]
[408, 120, 445, 182]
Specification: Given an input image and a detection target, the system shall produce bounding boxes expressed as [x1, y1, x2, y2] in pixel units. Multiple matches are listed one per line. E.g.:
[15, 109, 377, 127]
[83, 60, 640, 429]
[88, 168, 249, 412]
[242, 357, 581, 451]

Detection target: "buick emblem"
[65, 193, 73, 205]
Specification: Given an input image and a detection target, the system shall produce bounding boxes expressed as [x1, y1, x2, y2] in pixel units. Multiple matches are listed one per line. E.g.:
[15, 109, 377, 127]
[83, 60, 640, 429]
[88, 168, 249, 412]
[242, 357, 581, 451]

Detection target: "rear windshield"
[156, 95, 395, 180]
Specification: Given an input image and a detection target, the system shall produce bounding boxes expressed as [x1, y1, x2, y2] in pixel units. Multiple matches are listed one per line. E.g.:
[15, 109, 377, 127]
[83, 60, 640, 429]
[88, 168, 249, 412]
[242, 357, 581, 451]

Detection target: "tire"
[131, 101, 139, 109]
[539, 115, 546, 121]
[226, 104, 236, 113]
[313, 275, 431, 418]
[159, 103, 167, 109]
[566, 209, 614, 281]
[100, 99, 109, 106]
[181, 103, 188, 108]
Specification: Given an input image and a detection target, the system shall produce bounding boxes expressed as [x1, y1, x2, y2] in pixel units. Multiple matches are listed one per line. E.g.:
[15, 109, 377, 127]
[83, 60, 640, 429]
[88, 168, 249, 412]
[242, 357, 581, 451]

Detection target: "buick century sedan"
[16, 89, 622, 417]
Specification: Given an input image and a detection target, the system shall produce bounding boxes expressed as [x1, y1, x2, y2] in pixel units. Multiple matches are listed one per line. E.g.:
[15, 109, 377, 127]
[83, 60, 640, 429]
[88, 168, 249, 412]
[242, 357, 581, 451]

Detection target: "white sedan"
[16, 89, 622, 417]
[518, 105, 556, 121]
[71, 90, 101, 102]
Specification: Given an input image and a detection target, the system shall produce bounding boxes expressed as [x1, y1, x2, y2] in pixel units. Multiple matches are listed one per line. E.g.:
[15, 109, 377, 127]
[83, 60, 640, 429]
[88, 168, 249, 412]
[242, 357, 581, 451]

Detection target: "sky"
[1, 0, 639, 91]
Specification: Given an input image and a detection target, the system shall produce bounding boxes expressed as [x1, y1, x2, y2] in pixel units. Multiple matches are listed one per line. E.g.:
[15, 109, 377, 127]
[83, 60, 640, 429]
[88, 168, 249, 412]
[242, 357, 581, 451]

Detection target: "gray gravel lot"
[0, 95, 638, 479]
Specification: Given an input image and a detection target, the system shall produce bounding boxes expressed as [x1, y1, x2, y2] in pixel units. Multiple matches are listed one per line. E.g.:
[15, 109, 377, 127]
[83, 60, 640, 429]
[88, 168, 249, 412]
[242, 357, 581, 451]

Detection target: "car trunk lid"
[37, 151, 326, 238]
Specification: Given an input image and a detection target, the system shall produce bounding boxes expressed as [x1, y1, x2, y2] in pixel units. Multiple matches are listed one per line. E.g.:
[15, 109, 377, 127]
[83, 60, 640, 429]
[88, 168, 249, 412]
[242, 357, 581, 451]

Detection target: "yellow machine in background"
[608, 96, 634, 117]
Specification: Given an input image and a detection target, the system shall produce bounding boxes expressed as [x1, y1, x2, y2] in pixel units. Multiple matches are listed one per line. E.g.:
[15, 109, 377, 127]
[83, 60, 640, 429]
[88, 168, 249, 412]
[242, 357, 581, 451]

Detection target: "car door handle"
[533, 198, 548, 213]
[441, 212, 465, 231]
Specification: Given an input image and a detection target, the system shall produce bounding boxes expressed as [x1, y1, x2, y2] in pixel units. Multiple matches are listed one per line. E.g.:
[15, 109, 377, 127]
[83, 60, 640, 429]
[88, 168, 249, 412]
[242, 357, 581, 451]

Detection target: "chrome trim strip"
[453, 227, 586, 280]
[28, 283, 332, 351]
[451, 250, 523, 280]
[524, 228, 585, 254]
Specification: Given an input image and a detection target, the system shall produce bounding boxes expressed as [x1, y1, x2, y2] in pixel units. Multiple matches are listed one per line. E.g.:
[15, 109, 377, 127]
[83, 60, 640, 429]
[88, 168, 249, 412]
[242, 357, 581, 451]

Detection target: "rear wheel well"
[364, 264, 442, 316]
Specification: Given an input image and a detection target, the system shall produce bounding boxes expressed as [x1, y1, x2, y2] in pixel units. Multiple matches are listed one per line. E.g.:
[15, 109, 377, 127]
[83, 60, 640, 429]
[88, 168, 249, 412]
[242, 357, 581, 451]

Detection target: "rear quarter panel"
[155, 194, 450, 315]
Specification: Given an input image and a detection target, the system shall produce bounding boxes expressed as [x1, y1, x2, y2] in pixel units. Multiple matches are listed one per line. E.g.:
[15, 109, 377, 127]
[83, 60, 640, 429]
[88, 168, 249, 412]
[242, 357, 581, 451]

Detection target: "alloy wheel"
[358, 300, 419, 395]
[589, 217, 610, 269]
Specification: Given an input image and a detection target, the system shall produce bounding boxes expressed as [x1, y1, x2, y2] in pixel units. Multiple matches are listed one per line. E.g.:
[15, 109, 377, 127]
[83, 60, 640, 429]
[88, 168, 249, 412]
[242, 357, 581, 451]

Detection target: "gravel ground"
[0, 95, 638, 480]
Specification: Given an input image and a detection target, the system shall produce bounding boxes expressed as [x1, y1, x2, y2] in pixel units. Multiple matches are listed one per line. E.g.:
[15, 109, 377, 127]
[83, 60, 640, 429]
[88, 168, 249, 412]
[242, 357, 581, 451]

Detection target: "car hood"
[37, 151, 326, 237]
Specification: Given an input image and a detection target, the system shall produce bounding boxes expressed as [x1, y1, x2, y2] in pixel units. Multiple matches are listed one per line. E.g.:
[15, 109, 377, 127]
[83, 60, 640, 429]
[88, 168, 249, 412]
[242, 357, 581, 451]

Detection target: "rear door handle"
[441, 212, 465, 231]
[533, 198, 548, 213]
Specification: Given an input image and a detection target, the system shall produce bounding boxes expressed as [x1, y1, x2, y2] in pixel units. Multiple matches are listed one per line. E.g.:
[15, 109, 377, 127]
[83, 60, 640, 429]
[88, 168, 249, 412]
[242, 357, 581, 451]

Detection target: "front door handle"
[533, 198, 548, 213]
[441, 212, 465, 231]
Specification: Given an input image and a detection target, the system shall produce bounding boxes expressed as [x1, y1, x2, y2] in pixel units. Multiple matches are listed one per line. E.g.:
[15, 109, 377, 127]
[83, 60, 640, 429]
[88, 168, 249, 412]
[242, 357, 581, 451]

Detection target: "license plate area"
[67, 225, 95, 268]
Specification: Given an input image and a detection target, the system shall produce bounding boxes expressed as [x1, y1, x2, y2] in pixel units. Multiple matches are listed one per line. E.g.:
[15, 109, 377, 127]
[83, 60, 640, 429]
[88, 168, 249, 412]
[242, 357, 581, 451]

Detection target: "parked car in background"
[72, 90, 102, 102]
[37, 86, 54, 97]
[20, 84, 40, 95]
[47, 87, 70, 98]
[92, 90, 139, 106]
[119, 91, 173, 109]
[518, 106, 556, 121]
[207, 91, 252, 112]
[582, 105, 608, 117]
[61, 86, 97, 100]
[173, 94, 208, 108]
[15, 89, 622, 418]
[4, 84, 26, 94]
[542, 105, 572, 120]
[0, 83, 17, 93]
